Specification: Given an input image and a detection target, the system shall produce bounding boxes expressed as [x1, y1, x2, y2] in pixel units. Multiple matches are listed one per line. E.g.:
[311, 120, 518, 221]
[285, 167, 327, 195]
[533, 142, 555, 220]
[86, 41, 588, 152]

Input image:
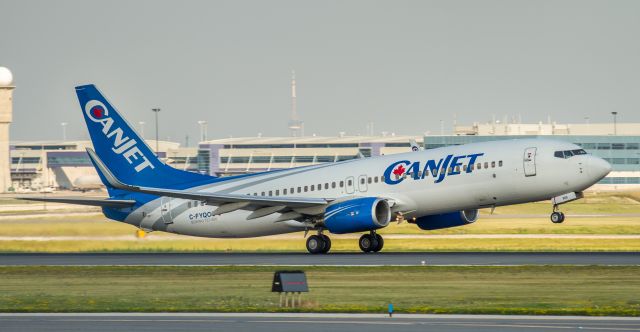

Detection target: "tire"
[550, 212, 563, 224]
[320, 234, 332, 253]
[373, 234, 384, 252]
[359, 234, 378, 253]
[306, 235, 325, 254]
[559, 212, 565, 223]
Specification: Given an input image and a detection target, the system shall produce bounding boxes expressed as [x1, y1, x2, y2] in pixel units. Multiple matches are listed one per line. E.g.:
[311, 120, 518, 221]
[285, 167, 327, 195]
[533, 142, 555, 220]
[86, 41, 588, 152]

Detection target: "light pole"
[152, 108, 161, 154]
[60, 122, 67, 141]
[138, 121, 145, 138]
[611, 111, 618, 135]
[198, 120, 208, 142]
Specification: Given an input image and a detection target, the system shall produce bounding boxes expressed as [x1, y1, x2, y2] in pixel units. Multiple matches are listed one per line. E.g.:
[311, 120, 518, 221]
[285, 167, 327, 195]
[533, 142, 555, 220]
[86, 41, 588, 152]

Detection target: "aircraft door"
[523, 147, 537, 177]
[160, 197, 174, 224]
[345, 176, 355, 194]
[358, 175, 368, 192]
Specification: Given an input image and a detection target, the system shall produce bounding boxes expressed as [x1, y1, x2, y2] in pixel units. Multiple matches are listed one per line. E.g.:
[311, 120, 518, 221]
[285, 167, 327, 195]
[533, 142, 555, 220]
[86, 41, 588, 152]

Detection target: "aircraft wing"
[86, 149, 328, 214]
[17, 196, 136, 208]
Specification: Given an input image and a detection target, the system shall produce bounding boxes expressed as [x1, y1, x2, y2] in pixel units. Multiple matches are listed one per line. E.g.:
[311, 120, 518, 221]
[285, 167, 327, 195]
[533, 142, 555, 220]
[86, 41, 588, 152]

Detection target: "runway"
[0, 313, 638, 332]
[1, 252, 639, 266]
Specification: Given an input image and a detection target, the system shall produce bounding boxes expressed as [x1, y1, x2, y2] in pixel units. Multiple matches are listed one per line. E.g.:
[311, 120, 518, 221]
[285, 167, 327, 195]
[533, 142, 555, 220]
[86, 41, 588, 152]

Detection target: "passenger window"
[477, 163, 481, 170]
[374, 176, 379, 183]
[284, 189, 287, 195]
[348, 179, 352, 186]
[462, 165, 467, 172]
[484, 162, 488, 169]
[361, 178, 365, 185]
[325, 183, 329, 189]
[304, 186, 308, 192]
[290, 188, 294, 194]
[491, 161, 495, 168]
[368, 177, 372, 184]
[297, 187, 301, 193]
[455, 166, 460, 173]
[498, 160, 503, 167]
[340, 181, 344, 187]
[318, 183, 322, 190]
[269, 190, 273, 196]
[332, 182, 336, 188]
[381, 175, 386, 182]
[254, 193, 257, 196]
[261, 192, 265, 196]
[310, 185, 315, 191]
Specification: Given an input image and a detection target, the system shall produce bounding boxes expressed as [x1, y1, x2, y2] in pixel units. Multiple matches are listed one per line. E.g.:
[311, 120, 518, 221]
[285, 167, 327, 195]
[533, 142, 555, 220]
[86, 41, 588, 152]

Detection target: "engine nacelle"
[415, 209, 479, 230]
[323, 197, 391, 234]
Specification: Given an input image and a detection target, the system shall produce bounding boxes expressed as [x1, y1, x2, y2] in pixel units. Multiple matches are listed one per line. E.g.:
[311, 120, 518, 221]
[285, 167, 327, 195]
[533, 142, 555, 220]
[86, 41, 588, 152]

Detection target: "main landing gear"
[359, 231, 384, 253]
[305, 231, 385, 254]
[550, 205, 565, 224]
[306, 233, 332, 254]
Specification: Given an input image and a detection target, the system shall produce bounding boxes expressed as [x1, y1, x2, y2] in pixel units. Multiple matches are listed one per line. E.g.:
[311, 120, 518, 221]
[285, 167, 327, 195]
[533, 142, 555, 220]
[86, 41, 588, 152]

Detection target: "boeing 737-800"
[23, 85, 612, 254]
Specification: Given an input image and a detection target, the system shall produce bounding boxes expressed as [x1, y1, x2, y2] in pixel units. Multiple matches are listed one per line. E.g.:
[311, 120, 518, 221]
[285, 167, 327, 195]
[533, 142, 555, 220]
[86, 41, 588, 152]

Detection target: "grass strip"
[0, 265, 638, 316]
[0, 238, 639, 253]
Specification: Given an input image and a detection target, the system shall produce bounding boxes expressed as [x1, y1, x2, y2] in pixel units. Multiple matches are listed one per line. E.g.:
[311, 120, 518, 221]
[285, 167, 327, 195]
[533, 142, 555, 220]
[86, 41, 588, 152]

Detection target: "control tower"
[0, 67, 14, 192]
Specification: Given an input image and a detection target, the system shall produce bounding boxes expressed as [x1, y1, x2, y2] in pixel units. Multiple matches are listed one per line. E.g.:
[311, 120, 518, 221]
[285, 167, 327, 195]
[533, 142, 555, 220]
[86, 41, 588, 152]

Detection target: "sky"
[2, 0, 640, 143]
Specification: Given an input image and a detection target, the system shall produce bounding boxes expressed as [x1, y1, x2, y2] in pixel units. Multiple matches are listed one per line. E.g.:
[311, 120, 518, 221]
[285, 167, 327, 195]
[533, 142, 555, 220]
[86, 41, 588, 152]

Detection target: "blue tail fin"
[76, 84, 214, 190]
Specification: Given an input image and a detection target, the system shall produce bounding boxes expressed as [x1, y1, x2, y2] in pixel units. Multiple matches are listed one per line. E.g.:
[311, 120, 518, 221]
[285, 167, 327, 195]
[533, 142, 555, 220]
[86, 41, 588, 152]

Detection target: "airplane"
[22, 84, 612, 254]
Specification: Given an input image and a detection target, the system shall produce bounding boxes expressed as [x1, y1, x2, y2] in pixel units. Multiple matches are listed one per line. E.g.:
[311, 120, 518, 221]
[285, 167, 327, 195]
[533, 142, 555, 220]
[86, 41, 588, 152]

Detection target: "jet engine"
[323, 197, 391, 234]
[415, 209, 479, 230]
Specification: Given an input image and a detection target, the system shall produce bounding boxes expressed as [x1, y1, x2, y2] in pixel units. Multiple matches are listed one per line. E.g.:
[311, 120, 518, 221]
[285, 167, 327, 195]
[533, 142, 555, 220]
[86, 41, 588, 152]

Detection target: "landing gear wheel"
[359, 234, 379, 253]
[320, 234, 331, 253]
[306, 235, 325, 254]
[372, 234, 384, 252]
[550, 212, 564, 224]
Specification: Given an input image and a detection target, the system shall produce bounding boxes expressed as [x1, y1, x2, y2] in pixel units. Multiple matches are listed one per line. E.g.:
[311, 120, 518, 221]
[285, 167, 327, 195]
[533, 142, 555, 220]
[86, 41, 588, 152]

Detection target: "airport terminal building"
[9, 122, 640, 191]
[196, 135, 422, 177]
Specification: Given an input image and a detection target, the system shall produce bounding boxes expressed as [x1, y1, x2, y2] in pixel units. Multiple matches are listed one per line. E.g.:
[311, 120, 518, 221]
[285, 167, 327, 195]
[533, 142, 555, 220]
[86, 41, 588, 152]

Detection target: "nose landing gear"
[549, 192, 582, 224]
[550, 207, 565, 224]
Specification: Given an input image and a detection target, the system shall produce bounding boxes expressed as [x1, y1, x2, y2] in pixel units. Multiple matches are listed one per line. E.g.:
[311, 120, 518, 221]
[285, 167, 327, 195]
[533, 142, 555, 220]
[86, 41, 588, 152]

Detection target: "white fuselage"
[120, 138, 610, 238]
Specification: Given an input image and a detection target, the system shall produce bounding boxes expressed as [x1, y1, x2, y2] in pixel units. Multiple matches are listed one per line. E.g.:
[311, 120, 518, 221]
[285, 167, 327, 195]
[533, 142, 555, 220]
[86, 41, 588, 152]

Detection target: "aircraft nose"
[587, 156, 612, 180]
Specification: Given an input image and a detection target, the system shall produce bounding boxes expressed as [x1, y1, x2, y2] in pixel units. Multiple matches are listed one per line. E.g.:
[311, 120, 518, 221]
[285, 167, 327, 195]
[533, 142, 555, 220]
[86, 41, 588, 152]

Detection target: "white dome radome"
[0, 67, 13, 86]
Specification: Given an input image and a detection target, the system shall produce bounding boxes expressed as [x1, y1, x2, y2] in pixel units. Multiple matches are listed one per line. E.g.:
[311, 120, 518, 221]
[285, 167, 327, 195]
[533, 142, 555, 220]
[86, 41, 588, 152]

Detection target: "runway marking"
[1, 313, 639, 320]
[250, 319, 413, 325]
[435, 322, 640, 331]
[2, 264, 638, 268]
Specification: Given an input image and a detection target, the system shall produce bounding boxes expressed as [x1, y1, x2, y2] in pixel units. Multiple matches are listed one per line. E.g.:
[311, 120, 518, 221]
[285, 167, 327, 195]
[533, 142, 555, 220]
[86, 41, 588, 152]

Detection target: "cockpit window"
[572, 149, 587, 155]
[554, 149, 587, 159]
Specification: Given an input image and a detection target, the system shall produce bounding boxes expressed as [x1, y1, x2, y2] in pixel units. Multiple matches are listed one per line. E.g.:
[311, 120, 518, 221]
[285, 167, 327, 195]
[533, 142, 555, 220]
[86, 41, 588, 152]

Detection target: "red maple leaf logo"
[92, 106, 104, 118]
[393, 164, 406, 177]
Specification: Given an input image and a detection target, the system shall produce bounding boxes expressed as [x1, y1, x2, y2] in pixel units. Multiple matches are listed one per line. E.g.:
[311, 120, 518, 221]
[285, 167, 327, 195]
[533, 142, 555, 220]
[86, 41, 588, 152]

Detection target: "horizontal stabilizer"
[17, 197, 136, 208]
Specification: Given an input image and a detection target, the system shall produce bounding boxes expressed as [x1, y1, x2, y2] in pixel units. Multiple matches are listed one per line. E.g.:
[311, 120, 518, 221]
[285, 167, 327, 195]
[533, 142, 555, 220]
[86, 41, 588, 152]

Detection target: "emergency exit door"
[160, 197, 174, 224]
[523, 147, 537, 177]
